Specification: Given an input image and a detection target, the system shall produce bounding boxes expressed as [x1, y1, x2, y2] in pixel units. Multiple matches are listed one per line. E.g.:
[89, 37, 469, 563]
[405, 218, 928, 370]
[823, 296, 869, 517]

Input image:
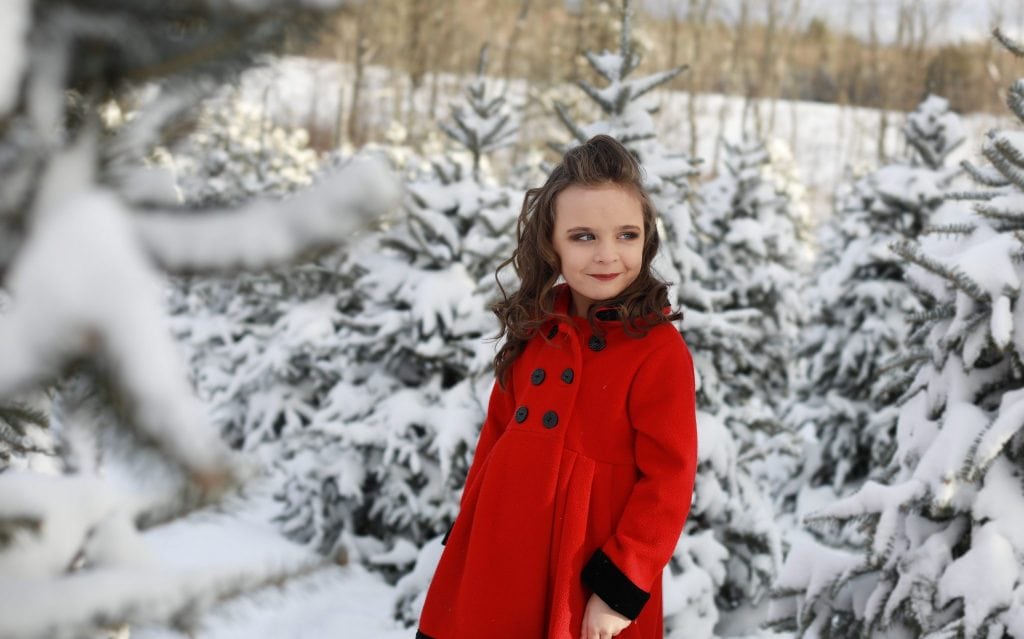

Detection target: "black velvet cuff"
[415, 631, 436, 639]
[441, 521, 454, 546]
[581, 548, 651, 620]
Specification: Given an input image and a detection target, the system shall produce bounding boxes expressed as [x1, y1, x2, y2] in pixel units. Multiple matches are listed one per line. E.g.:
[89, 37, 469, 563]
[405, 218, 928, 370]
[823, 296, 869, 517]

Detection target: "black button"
[561, 368, 574, 384]
[531, 368, 546, 385]
[547, 325, 558, 339]
[588, 335, 606, 351]
[542, 411, 559, 428]
[514, 406, 529, 423]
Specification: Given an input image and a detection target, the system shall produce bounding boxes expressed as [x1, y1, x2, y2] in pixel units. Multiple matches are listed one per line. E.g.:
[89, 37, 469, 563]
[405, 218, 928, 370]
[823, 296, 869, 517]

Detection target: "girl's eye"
[619, 232, 640, 240]
[571, 233, 595, 242]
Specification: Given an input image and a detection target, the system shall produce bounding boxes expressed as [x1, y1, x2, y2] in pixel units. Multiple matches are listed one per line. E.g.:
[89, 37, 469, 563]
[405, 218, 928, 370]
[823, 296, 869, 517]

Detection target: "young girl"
[416, 134, 698, 639]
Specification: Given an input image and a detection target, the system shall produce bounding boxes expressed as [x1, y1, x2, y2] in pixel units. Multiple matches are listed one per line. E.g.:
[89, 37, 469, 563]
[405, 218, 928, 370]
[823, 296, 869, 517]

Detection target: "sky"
[803, 0, 1020, 43]
[641, 0, 1024, 44]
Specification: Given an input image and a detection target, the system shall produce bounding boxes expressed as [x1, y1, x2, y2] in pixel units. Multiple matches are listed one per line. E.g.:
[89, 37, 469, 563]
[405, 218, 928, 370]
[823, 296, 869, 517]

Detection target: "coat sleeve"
[581, 331, 698, 619]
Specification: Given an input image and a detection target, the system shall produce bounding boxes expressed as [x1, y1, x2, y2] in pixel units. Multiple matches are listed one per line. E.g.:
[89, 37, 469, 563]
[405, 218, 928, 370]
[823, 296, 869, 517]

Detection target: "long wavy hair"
[492, 134, 682, 386]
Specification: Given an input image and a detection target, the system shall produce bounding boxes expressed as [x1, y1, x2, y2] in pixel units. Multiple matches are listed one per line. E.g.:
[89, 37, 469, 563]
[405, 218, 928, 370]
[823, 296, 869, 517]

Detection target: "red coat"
[417, 284, 698, 639]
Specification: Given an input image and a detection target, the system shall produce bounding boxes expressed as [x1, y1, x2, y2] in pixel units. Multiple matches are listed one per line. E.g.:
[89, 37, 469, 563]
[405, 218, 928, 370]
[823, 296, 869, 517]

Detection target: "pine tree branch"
[629, 66, 688, 103]
[983, 136, 1024, 191]
[994, 27, 1024, 59]
[1008, 79, 1024, 124]
[890, 239, 987, 303]
[944, 189, 999, 201]
[576, 79, 617, 115]
[553, 101, 589, 145]
[920, 223, 977, 236]
[961, 159, 1011, 187]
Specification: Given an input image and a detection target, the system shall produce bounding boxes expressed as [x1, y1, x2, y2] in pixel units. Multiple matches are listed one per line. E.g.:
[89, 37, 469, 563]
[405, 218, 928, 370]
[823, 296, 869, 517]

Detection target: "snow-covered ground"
[134, 563, 410, 639]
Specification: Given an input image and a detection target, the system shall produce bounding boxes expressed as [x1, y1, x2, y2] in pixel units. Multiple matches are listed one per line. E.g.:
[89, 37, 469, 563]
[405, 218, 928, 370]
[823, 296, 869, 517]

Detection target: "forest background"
[293, 0, 1019, 153]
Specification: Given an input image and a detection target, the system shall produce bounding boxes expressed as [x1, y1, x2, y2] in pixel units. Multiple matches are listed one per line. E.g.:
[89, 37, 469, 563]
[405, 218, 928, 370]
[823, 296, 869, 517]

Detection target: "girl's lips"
[588, 273, 621, 281]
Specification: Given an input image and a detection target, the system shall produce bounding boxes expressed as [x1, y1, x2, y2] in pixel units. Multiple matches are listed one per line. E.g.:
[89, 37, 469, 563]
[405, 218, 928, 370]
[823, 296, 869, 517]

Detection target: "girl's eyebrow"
[565, 225, 642, 233]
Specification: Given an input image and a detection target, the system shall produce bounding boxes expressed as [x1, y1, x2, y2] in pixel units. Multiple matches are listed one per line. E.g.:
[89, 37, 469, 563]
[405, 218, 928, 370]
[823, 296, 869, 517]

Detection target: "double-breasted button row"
[513, 405, 560, 429]
[588, 335, 606, 352]
[530, 367, 575, 385]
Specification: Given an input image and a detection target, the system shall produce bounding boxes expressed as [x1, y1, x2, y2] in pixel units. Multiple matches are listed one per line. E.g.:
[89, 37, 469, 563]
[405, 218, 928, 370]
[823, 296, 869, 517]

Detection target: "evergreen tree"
[697, 135, 808, 421]
[0, 2, 397, 636]
[439, 45, 518, 183]
[692, 135, 809, 605]
[172, 48, 521, 609]
[787, 96, 965, 496]
[173, 94, 322, 206]
[769, 34, 1024, 638]
[551, 2, 783, 634]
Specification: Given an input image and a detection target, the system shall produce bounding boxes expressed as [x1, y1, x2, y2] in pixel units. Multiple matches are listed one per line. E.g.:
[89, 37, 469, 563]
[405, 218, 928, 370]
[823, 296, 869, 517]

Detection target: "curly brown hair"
[491, 134, 682, 386]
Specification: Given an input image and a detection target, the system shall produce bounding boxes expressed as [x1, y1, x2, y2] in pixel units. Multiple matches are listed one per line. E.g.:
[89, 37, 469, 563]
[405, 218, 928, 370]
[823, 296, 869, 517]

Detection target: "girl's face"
[551, 183, 645, 316]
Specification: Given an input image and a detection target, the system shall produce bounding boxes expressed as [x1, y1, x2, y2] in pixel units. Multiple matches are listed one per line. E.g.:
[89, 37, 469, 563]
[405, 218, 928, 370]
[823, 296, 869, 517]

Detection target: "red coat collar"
[549, 282, 675, 332]
[551, 283, 621, 322]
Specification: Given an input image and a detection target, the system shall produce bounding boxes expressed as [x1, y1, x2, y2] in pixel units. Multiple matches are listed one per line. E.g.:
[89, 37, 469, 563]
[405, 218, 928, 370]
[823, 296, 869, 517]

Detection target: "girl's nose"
[594, 241, 617, 263]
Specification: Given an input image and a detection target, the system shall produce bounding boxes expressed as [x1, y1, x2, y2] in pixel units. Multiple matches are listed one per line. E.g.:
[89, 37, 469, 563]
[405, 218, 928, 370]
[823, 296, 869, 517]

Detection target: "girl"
[416, 134, 698, 639]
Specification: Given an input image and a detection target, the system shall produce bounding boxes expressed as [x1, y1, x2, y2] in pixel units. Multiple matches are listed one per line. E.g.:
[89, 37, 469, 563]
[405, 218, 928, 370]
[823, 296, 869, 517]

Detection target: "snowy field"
[236, 56, 1011, 214]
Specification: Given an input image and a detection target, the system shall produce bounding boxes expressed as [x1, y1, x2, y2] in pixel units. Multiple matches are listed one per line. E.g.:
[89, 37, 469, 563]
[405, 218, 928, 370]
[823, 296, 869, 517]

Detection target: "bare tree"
[714, 0, 751, 168]
[344, 7, 375, 147]
[502, 0, 533, 82]
[681, 0, 714, 158]
[767, 0, 803, 134]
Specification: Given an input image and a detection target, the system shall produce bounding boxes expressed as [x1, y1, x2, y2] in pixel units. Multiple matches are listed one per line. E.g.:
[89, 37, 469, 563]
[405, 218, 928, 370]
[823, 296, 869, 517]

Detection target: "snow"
[0, 475, 320, 639]
[136, 155, 401, 271]
[974, 387, 1024, 472]
[133, 563, 411, 639]
[937, 522, 1016, 638]
[939, 225, 1021, 302]
[0, 169, 232, 476]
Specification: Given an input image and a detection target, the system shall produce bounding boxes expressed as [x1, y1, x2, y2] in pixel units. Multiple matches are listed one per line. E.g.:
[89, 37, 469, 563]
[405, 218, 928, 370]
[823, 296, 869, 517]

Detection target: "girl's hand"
[580, 593, 631, 639]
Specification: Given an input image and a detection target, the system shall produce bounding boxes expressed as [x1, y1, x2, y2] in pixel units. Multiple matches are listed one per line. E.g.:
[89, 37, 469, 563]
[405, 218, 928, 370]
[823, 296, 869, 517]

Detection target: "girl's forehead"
[553, 184, 644, 224]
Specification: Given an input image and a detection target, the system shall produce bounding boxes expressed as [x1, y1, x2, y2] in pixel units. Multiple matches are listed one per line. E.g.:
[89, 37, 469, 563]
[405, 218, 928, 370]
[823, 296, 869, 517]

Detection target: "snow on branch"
[135, 155, 400, 273]
[983, 131, 1024, 191]
[0, 179, 233, 477]
[960, 159, 1010, 188]
[890, 239, 988, 303]
[629, 66, 688, 103]
[0, 471, 325, 639]
[994, 27, 1024, 59]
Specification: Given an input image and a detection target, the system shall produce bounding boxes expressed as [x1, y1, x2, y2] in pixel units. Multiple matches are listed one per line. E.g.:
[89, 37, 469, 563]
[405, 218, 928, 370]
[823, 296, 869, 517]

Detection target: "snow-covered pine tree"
[551, 0, 704, 315]
[786, 96, 965, 497]
[439, 45, 518, 183]
[235, 48, 522, 601]
[173, 94, 322, 206]
[167, 89, 338, 455]
[699, 135, 808, 413]
[769, 33, 1024, 638]
[0, 2, 398, 637]
[0, 399, 52, 470]
[551, 2, 782, 634]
